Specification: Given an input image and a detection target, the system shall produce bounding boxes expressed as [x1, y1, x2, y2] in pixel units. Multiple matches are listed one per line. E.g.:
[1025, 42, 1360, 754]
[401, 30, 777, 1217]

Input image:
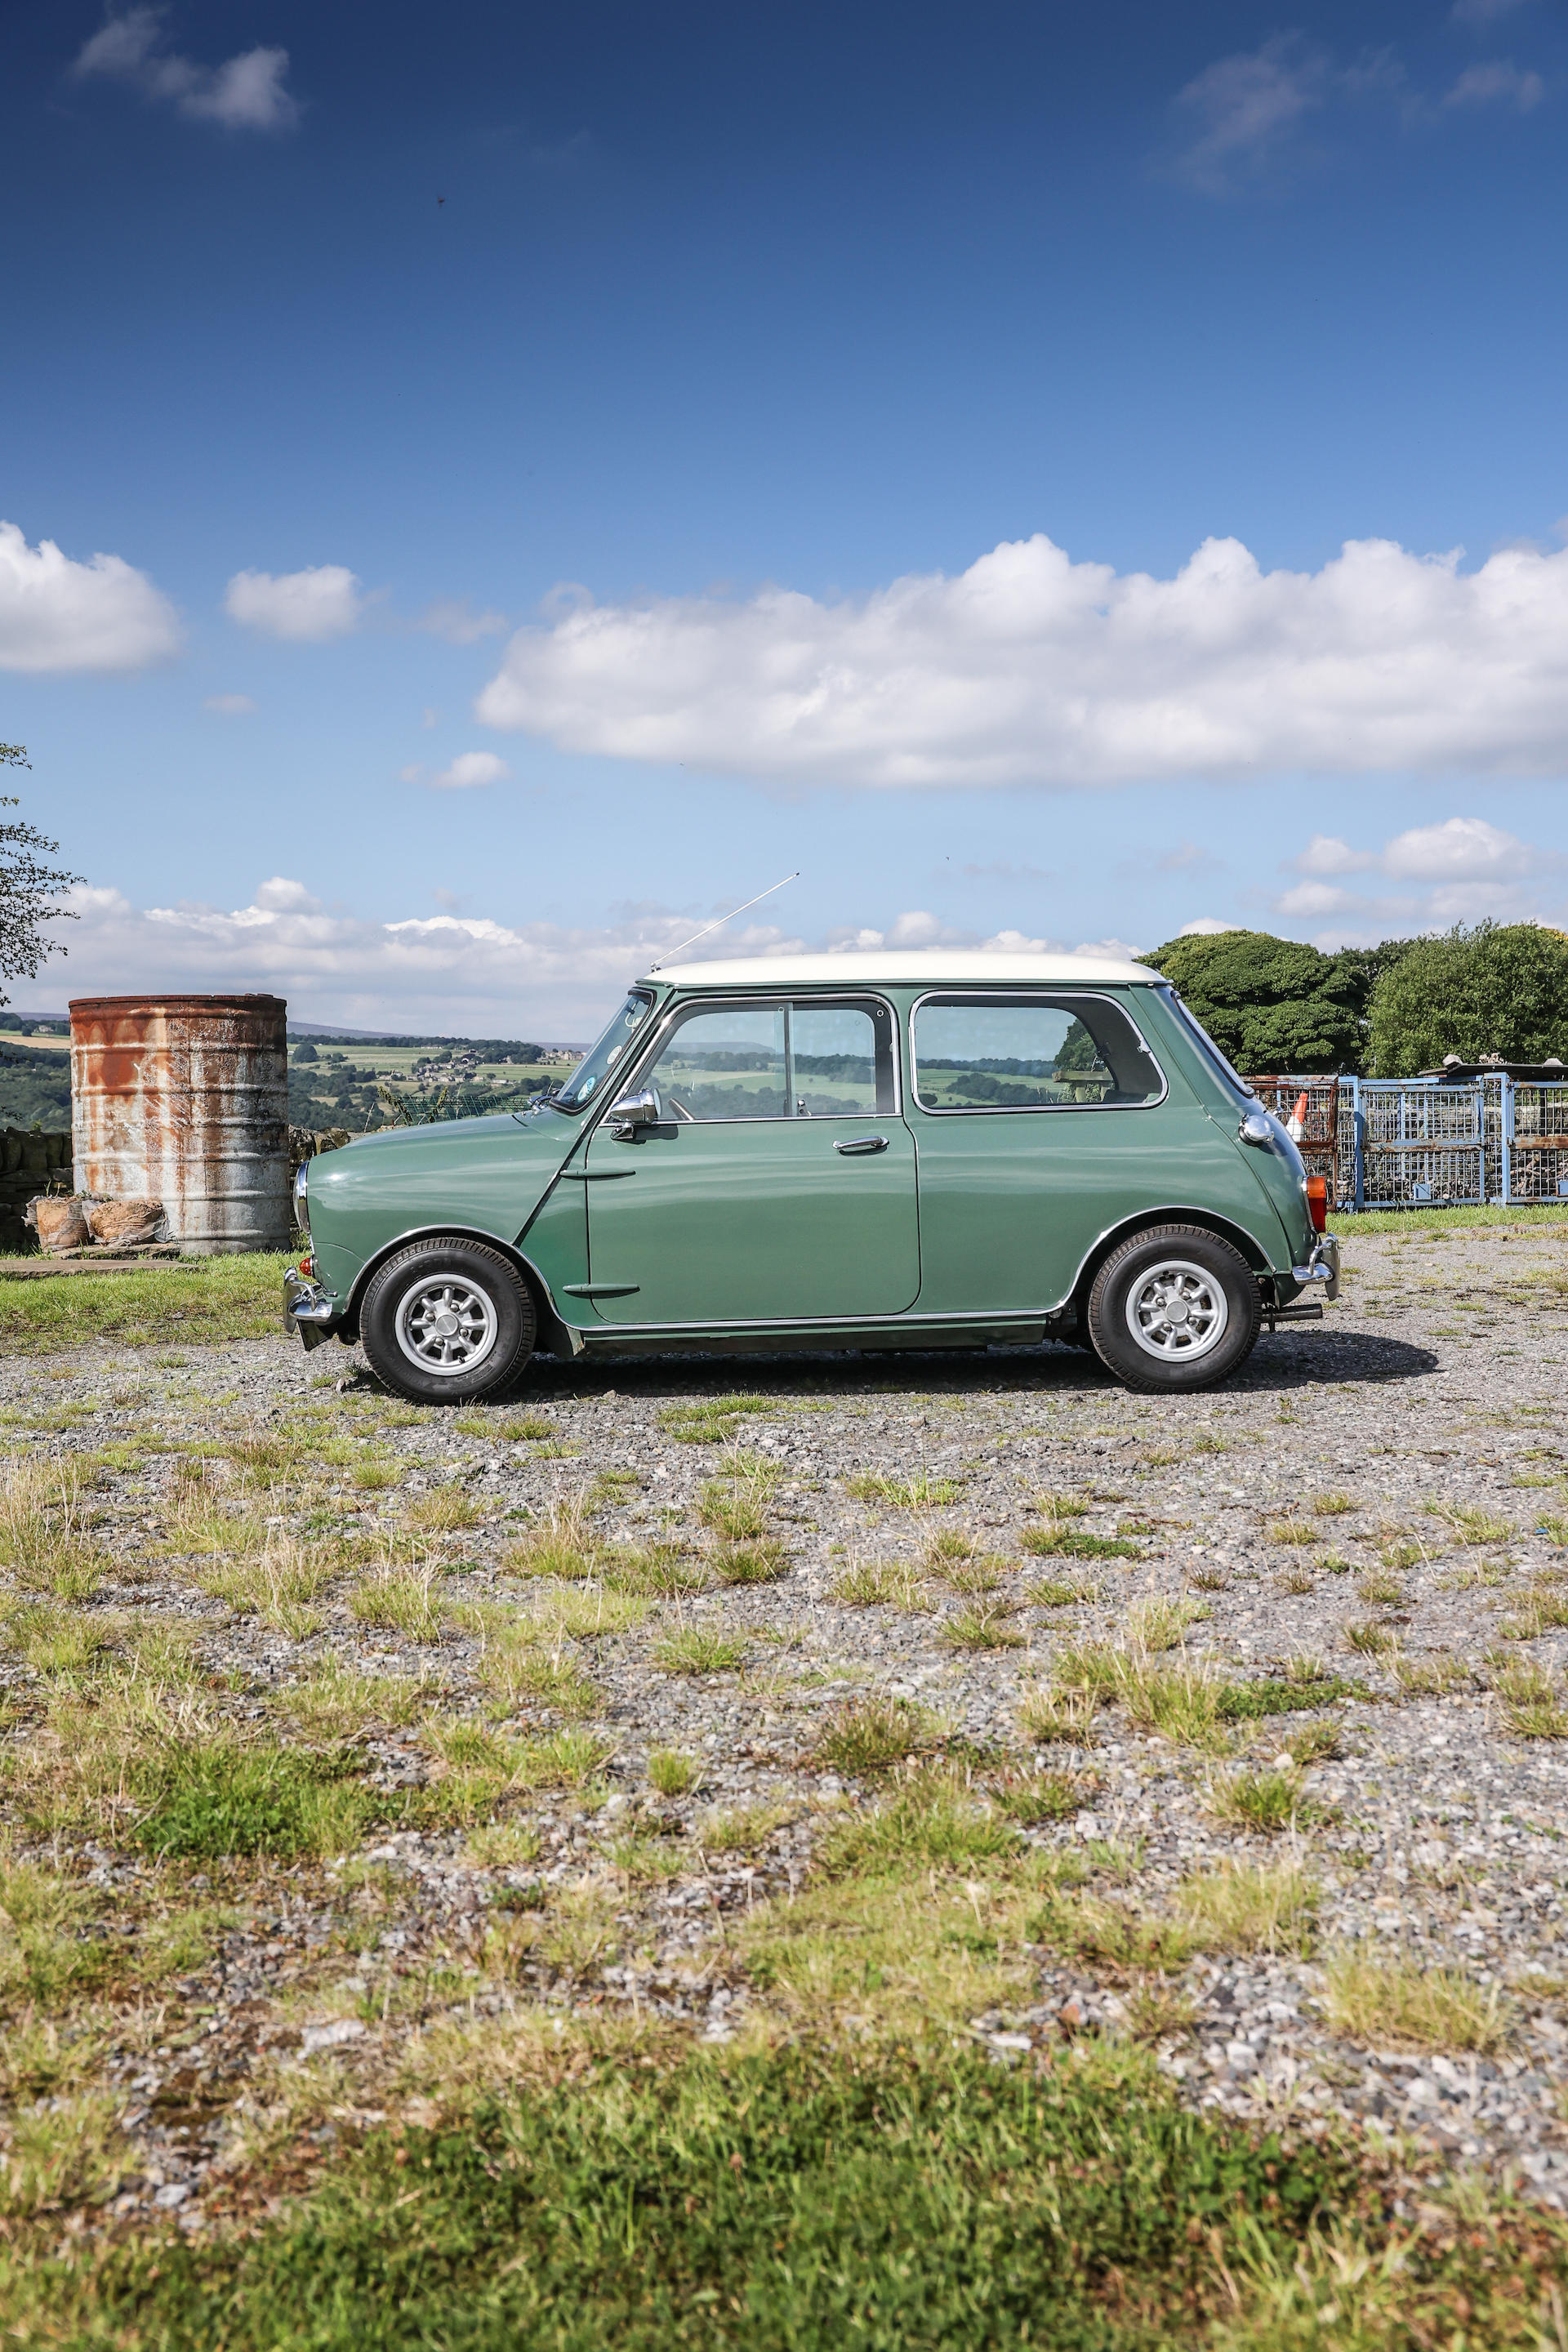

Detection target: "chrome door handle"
[835, 1135, 889, 1155]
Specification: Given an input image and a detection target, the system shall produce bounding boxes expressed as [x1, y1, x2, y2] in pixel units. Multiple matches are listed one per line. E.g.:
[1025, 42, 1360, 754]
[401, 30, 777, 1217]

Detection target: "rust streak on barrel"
[69, 994, 289, 1254]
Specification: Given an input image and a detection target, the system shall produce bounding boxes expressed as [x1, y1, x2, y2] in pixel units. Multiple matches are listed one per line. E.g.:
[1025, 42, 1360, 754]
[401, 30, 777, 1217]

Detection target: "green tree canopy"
[1366, 921, 1568, 1076]
[0, 746, 81, 1008]
[1136, 929, 1371, 1074]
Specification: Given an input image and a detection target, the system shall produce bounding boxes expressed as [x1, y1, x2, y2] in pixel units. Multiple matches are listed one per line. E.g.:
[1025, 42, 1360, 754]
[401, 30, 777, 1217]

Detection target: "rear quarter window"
[911, 994, 1165, 1111]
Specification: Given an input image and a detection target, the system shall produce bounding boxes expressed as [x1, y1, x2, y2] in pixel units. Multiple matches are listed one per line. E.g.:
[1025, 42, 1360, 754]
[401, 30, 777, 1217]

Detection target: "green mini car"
[284, 952, 1339, 1402]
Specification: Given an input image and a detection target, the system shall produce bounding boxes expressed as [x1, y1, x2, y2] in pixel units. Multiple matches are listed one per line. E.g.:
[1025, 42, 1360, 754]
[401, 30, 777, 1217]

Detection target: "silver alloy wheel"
[394, 1275, 499, 1375]
[1125, 1257, 1229, 1362]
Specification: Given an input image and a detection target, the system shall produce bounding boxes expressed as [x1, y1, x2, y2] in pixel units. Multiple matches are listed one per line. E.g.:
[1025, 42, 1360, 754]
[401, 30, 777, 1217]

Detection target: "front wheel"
[359, 1238, 535, 1403]
[1085, 1225, 1260, 1395]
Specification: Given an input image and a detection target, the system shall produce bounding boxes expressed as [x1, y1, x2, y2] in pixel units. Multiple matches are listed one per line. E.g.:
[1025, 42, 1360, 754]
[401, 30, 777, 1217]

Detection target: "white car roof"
[644, 951, 1156, 990]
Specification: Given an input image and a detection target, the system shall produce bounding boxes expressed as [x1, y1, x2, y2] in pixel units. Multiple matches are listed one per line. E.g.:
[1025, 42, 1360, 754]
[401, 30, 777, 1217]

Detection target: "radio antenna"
[648, 871, 800, 971]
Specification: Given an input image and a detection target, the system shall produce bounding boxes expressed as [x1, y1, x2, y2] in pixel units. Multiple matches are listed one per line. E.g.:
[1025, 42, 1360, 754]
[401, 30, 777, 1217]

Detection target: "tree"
[1137, 929, 1365, 1073]
[1366, 922, 1568, 1076]
[0, 746, 81, 1008]
[292, 1040, 319, 1063]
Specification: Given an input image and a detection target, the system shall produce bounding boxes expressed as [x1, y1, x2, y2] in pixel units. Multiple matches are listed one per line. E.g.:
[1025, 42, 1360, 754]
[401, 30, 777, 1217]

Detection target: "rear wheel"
[359, 1238, 535, 1404]
[1085, 1225, 1259, 1395]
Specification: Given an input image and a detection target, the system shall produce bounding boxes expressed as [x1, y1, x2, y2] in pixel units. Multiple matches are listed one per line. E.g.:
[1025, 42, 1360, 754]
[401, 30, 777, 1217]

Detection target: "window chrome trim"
[908, 988, 1168, 1116]
[592, 991, 905, 1128]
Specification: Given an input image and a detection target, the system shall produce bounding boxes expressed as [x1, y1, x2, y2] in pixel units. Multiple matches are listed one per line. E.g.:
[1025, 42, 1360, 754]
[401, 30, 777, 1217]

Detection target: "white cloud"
[0, 519, 180, 674]
[203, 692, 256, 715]
[431, 751, 510, 791]
[73, 8, 297, 131]
[56, 880, 1148, 1035]
[1441, 60, 1544, 109]
[1274, 816, 1566, 942]
[1169, 34, 1330, 194]
[477, 530, 1568, 791]
[225, 565, 363, 643]
[1178, 918, 1238, 936]
[1293, 834, 1375, 876]
[1452, 0, 1534, 24]
[416, 599, 508, 645]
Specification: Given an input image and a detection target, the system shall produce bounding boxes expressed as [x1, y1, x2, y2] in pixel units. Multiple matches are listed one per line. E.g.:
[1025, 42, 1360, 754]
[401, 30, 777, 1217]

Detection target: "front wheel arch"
[342, 1226, 568, 1357]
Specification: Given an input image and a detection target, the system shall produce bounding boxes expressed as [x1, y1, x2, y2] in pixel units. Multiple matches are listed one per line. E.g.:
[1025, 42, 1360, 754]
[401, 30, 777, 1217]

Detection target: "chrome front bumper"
[283, 1265, 340, 1351]
[1290, 1232, 1341, 1302]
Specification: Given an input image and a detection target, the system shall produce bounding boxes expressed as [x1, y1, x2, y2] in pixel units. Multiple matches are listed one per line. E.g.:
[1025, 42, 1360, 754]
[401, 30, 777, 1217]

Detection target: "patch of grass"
[1392, 1650, 1469, 1696]
[487, 1651, 601, 1718]
[941, 1601, 1023, 1650]
[1035, 1892, 1197, 1976]
[1538, 1513, 1568, 1546]
[844, 1472, 961, 1508]
[1268, 1518, 1320, 1547]
[819, 1766, 1022, 1877]
[514, 1729, 615, 1788]
[650, 1628, 746, 1676]
[829, 1560, 926, 1608]
[1323, 1945, 1512, 2053]
[403, 1485, 483, 1535]
[987, 1770, 1086, 1825]
[349, 1563, 442, 1642]
[599, 1544, 710, 1599]
[1026, 1575, 1096, 1608]
[1308, 1492, 1357, 1517]
[1344, 1621, 1396, 1657]
[1014, 1684, 1099, 1744]
[1428, 1502, 1513, 1547]
[1125, 1596, 1206, 1652]
[1029, 1490, 1089, 1519]
[698, 1803, 794, 1855]
[940, 1555, 1010, 1596]
[923, 1527, 977, 1564]
[463, 1821, 544, 1869]
[1282, 1722, 1343, 1766]
[657, 1394, 774, 1444]
[1275, 1566, 1316, 1595]
[1355, 1569, 1405, 1607]
[1378, 1538, 1426, 1574]
[0, 1461, 105, 1600]
[284, 1665, 437, 1735]
[0, 1252, 290, 1355]
[134, 1741, 370, 1860]
[1215, 1674, 1353, 1720]
[712, 1540, 790, 1587]
[195, 1536, 341, 1638]
[1494, 1661, 1568, 1737]
[503, 1499, 598, 1580]
[1177, 1860, 1317, 1955]
[815, 1696, 934, 1776]
[1205, 1766, 1304, 1833]
[530, 1585, 648, 1640]
[586, 1468, 642, 1512]
[646, 1749, 700, 1797]
[1020, 1526, 1140, 1561]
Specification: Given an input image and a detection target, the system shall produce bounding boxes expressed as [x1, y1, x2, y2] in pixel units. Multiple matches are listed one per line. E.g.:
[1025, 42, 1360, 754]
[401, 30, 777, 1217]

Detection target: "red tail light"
[1306, 1176, 1327, 1233]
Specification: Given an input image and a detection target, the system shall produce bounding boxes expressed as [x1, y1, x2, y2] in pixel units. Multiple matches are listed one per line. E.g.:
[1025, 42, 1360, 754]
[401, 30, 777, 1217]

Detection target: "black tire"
[359, 1238, 535, 1405]
[1085, 1224, 1260, 1395]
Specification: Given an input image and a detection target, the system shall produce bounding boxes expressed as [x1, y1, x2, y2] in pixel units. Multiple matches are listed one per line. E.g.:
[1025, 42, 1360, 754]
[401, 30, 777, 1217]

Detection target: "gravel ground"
[4, 1216, 1568, 2232]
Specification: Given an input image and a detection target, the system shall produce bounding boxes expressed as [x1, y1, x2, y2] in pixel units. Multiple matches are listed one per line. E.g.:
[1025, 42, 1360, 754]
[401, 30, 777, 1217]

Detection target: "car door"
[906, 989, 1199, 1313]
[582, 996, 920, 1324]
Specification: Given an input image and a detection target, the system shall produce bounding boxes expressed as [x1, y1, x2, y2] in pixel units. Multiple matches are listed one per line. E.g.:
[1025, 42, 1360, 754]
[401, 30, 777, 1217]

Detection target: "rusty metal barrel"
[69, 995, 290, 1254]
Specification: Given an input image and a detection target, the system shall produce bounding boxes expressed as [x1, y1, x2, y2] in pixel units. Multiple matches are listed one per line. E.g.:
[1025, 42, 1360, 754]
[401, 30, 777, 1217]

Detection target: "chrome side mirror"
[608, 1085, 662, 1138]
[1239, 1109, 1274, 1147]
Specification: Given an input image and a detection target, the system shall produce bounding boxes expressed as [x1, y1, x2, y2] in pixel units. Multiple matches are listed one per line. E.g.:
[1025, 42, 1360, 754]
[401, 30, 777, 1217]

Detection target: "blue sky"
[5, 0, 1567, 1034]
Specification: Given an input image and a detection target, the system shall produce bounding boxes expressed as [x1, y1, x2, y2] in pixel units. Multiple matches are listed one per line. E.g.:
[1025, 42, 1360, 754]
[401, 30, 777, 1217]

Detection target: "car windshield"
[551, 990, 656, 1111]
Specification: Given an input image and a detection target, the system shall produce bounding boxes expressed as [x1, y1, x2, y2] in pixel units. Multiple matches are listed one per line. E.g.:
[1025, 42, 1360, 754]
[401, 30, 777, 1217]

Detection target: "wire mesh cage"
[1236, 1072, 1568, 1210]
[1508, 1081, 1568, 1203]
[1242, 1076, 1340, 1205]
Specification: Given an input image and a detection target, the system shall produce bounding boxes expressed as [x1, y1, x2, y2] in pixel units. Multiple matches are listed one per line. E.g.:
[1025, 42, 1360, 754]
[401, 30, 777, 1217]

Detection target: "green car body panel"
[293, 953, 1321, 1355]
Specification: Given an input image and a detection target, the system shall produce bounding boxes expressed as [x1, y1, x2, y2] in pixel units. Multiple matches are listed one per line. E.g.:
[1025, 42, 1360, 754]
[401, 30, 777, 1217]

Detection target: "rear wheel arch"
[1065, 1207, 1273, 1323]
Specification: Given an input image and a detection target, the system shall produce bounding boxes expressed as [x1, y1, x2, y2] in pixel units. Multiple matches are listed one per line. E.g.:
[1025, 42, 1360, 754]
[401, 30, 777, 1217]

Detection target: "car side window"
[647, 1005, 789, 1120]
[912, 994, 1164, 1111]
[791, 1000, 897, 1116]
